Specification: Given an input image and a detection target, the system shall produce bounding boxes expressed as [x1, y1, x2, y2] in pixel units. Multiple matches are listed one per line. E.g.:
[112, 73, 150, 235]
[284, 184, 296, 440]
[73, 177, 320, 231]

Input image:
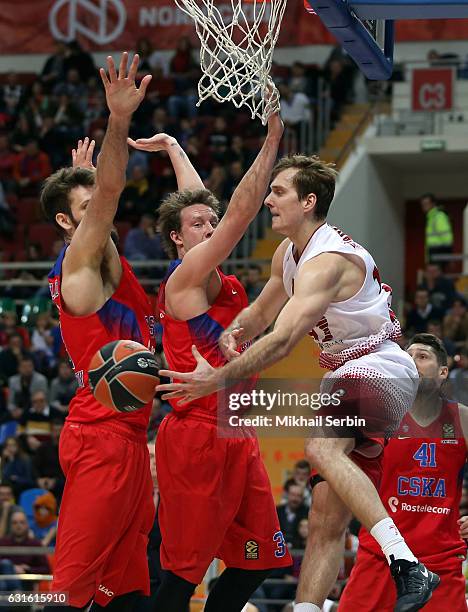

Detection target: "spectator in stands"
[40, 40, 67, 89]
[0, 311, 30, 349]
[420, 193, 454, 265]
[1, 71, 24, 118]
[7, 357, 48, 419]
[124, 214, 165, 261]
[62, 40, 96, 83]
[135, 37, 169, 76]
[0, 183, 14, 238]
[449, 346, 468, 405]
[39, 115, 66, 169]
[0, 481, 21, 538]
[205, 164, 227, 201]
[19, 390, 63, 440]
[405, 288, 443, 334]
[0, 510, 50, 590]
[226, 135, 255, 167]
[13, 138, 52, 196]
[277, 481, 309, 548]
[119, 165, 151, 220]
[419, 262, 456, 313]
[33, 419, 64, 500]
[208, 116, 231, 160]
[291, 517, 309, 579]
[0, 333, 30, 386]
[324, 57, 355, 123]
[0, 134, 17, 192]
[167, 36, 199, 119]
[31, 491, 58, 546]
[282, 459, 312, 508]
[224, 160, 245, 200]
[50, 360, 77, 414]
[278, 83, 310, 143]
[23, 82, 52, 132]
[0, 436, 35, 496]
[30, 312, 61, 375]
[244, 264, 265, 303]
[53, 93, 84, 141]
[53, 68, 88, 108]
[443, 297, 468, 348]
[10, 113, 37, 153]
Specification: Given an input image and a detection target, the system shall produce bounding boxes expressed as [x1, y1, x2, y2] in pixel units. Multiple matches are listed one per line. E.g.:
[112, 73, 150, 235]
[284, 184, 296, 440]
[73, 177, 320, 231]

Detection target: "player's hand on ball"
[72, 137, 96, 170]
[219, 328, 243, 362]
[157, 345, 220, 404]
[127, 133, 177, 152]
[100, 52, 152, 119]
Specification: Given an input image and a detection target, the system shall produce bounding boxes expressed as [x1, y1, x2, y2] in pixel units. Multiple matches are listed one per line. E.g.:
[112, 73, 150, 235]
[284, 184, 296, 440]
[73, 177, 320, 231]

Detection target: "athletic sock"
[370, 517, 418, 565]
[294, 604, 321, 612]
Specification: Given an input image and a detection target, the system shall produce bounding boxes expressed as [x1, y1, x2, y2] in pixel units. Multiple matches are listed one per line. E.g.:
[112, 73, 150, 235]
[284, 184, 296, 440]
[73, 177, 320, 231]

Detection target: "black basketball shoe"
[390, 558, 440, 612]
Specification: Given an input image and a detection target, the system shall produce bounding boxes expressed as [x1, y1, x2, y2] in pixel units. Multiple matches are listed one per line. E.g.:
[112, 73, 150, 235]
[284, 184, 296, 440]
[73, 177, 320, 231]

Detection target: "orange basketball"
[88, 340, 159, 412]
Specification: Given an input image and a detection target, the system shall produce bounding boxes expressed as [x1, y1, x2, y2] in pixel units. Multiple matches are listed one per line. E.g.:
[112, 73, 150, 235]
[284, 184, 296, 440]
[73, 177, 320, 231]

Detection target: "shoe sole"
[395, 572, 441, 612]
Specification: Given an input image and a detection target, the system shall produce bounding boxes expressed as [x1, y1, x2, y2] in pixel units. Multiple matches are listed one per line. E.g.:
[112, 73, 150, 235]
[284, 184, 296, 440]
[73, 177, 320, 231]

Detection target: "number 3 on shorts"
[273, 530, 286, 558]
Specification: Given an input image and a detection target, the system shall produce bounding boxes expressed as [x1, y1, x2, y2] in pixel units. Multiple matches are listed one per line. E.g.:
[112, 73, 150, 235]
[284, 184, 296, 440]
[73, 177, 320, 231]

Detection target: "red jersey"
[48, 246, 156, 431]
[359, 400, 467, 567]
[157, 260, 248, 416]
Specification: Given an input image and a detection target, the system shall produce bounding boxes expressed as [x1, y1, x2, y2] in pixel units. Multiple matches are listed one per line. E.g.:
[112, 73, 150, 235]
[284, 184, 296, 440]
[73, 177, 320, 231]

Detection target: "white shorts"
[320, 340, 419, 439]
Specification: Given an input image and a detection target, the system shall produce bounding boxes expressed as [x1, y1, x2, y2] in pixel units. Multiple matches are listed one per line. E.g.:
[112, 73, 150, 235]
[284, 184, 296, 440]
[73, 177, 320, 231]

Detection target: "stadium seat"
[27, 222, 59, 257]
[15, 198, 40, 225]
[20, 297, 52, 326]
[18, 488, 47, 525]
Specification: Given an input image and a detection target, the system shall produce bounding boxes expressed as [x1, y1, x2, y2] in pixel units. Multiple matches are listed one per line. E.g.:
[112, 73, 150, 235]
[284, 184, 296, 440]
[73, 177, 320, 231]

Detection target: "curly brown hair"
[158, 188, 220, 259]
[271, 155, 338, 220]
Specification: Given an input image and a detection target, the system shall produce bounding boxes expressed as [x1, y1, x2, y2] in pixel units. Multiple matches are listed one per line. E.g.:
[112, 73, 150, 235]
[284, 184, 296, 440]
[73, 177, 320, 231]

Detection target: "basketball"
[88, 340, 159, 412]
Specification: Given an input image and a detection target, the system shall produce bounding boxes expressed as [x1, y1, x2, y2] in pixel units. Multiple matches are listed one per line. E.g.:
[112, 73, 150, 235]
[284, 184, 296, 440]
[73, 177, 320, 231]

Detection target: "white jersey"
[282, 223, 401, 370]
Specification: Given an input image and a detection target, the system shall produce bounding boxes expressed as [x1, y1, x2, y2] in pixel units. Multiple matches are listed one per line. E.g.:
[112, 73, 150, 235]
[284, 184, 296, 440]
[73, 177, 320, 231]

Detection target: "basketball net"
[174, 0, 288, 124]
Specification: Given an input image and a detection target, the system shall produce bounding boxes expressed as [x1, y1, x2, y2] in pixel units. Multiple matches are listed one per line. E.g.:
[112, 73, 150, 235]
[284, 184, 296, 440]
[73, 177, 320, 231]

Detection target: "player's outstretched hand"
[127, 133, 177, 152]
[100, 52, 152, 119]
[219, 328, 243, 362]
[156, 345, 220, 404]
[72, 137, 96, 170]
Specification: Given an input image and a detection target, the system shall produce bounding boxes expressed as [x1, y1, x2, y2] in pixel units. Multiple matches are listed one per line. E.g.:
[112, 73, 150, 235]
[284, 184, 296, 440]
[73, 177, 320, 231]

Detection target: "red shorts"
[339, 546, 467, 611]
[156, 413, 292, 584]
[52, 422, 155, 607]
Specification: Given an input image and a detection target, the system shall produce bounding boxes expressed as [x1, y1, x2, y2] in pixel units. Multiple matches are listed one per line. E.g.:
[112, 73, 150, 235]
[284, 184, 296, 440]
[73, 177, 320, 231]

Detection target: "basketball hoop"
[174, 0, 288, 124]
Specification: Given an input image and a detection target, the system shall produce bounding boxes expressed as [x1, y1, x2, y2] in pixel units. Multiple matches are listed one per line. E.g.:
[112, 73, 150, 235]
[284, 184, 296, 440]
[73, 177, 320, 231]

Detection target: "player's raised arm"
[66, 53, 151, 267]
[176, 112, 284, 284]
[219, 239, 289, 360]
[157, 252, 344, 402]
[128, 133, 204, 191]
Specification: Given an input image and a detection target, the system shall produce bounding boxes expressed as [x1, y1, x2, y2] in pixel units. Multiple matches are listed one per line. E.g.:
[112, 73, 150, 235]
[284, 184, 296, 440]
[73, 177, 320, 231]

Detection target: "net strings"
[174, 0, 288, 124]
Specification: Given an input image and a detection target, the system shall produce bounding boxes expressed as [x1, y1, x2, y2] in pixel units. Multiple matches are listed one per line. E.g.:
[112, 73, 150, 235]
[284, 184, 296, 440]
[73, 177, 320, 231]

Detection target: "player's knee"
[309, 504, 349, 541]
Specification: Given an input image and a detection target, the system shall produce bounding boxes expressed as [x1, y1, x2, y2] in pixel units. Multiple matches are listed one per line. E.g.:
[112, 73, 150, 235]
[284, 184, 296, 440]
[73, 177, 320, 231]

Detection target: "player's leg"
[213, 436, 292, 610]
[53, 425, 153, 607]
[305, 436, 440, 611]
[152, 571, 195, 611]
[204, 568, 272, 612]
[296, 480, 352, 608]
[154, 415, 244, 606]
